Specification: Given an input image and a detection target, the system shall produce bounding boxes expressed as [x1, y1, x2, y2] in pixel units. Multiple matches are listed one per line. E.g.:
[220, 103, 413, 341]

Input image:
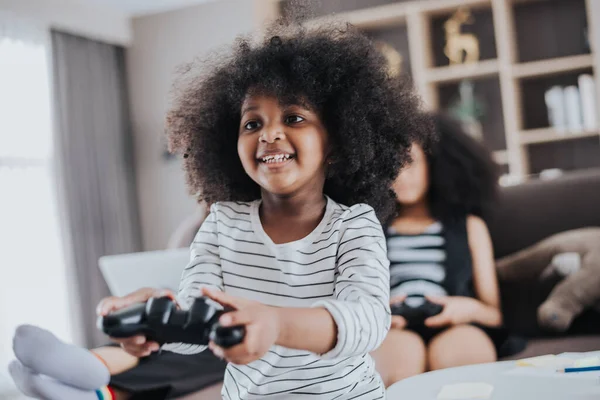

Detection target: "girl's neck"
[259, 189, 327, 244]
[261, 190, 326, 219]
[398, 198, 432, 220]
[391, 199, 435, 235]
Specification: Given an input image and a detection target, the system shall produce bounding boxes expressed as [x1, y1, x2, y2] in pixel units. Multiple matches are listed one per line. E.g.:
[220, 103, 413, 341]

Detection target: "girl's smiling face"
[237, 94, 329, 197]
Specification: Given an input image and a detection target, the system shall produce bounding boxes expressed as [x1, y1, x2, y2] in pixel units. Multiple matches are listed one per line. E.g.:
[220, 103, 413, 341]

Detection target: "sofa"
[488, 168, 600, 360]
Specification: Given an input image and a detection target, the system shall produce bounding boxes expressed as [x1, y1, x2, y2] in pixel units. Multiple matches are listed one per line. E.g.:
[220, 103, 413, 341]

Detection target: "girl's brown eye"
[285, 115, 304, 124]
[244, 120, 260, 130]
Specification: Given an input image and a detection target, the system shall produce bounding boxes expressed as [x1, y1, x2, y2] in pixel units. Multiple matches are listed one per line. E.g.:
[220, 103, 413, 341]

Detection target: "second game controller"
[97, 296, 245, 348]
[390, 299, 443, 328]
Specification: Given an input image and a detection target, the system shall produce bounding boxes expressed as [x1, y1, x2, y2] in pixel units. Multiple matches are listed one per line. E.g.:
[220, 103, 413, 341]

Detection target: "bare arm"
[467, 215, 503, 327]
[205, 290, 338, 359]
[274, 308, 337, 354]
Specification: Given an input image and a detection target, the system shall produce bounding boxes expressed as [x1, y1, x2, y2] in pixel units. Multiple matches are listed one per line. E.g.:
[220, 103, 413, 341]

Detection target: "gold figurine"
[444, 7, 480, 65]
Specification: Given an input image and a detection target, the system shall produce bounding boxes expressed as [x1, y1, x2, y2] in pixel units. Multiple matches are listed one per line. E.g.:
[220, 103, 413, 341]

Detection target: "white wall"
[127, 0, 278, 250]
[0, 0, 131, 45]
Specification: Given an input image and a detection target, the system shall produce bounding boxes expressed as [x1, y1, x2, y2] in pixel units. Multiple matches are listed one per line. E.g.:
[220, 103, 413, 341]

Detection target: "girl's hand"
[96, 287, 175, 358]
[203, 288, 280, 365]
[390, 294, 407, 330]
[424, 296, 481, 328]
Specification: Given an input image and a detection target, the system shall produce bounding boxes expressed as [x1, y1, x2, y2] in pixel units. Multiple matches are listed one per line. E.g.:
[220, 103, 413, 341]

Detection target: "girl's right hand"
[390, 294, 407, 330]
[96, 287, 175, 357]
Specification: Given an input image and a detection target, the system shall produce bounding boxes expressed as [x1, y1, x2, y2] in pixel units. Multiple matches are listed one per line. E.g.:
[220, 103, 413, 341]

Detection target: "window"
[0, 24, 74, 393]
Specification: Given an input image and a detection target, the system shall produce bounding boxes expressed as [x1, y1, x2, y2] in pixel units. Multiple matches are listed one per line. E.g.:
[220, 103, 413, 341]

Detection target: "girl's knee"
[387, 329, 427, 360]
[427, 325, 495, 370]
[374, 330, 427, 387]
[394, 329, 427, 348]
[386, 358, 425, 386]
[376, 329, 426, 352]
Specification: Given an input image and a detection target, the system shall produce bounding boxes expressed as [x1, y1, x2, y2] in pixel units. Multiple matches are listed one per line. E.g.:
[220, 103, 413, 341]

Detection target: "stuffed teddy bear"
[496, 227, 600, 332]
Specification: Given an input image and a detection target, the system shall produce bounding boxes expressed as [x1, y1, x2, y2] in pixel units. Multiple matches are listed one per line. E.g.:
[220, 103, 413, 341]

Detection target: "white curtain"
[51, 30, 142, 348]
[0, 13, 75, 395]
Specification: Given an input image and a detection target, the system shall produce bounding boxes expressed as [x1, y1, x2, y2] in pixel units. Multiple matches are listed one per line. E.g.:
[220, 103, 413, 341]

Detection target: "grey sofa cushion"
[488, 168, 600, 260]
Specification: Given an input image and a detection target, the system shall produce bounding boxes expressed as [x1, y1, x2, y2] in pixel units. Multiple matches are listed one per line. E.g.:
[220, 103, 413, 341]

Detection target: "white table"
[386, 359, 600, 399]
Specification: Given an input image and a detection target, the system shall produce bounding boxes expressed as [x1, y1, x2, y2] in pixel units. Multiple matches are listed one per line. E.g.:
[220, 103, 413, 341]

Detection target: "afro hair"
[422, 112, 500, 223]
[166, 21, 432, 223]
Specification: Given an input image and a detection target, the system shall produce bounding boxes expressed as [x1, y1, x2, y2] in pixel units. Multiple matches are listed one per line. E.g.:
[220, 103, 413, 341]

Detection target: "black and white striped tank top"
[387, 222, 448, 307]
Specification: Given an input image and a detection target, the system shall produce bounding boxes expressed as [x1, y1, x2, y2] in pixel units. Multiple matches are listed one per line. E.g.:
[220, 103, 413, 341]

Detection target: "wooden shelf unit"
[492, 149, 509, 164]
[425, 59, 499, 83]
[284, 0, 600, 180]
[307, 3, 409, 30]
[512, 54, 594, 79]
[519, 128, 599, 145]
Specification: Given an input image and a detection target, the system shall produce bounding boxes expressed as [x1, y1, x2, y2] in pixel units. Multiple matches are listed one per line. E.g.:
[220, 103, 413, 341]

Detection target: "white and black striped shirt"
[387, 222, 447, 307]
[163, 197, 391, 399]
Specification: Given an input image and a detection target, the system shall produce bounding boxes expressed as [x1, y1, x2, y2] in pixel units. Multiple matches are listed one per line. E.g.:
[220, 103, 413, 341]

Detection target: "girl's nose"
[259, 124, 284, 143]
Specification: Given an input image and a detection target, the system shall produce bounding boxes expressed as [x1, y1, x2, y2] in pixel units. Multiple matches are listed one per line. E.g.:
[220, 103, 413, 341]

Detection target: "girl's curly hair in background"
[166, 21, 432, 223]
[423, 113, 501, 223]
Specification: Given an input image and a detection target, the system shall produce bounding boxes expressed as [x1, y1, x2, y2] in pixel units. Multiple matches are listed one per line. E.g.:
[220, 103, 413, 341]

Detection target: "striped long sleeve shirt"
[162, 197, 391, 399]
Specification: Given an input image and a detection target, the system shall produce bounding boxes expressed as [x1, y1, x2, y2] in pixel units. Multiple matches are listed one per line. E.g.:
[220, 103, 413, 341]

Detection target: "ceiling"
[84, 0, 220, 17]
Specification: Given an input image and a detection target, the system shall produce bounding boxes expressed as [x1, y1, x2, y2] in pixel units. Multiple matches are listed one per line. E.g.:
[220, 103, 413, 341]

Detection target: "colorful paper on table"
[507, 352, 600, 381]
[515, 354, 600, 368]
[572, 356, 600, 368]
[437, 382, 494, 400]
[516, 354, 574, 368]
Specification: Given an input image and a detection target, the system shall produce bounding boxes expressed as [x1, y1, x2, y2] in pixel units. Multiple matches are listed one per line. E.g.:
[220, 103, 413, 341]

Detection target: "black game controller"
[390, 299, 443, 328]
[98, 297, 245, 348]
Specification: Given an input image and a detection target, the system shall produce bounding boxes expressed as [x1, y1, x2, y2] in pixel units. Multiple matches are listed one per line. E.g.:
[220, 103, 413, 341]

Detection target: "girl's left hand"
[202, 288, 280, 365]
[424, 296, 481, 328]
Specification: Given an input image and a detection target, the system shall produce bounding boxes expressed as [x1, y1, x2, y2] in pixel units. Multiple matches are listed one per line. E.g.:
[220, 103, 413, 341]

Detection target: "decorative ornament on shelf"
[375, 41, 403, 77]
[545, 86, 567, 133]
[448, 79, 485, 141]
[444, 7, 480, 65]
[544, 75, 597, 135]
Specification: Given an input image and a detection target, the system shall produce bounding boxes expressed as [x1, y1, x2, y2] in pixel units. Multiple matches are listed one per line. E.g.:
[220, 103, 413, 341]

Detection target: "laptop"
[99, 248, 190, 297]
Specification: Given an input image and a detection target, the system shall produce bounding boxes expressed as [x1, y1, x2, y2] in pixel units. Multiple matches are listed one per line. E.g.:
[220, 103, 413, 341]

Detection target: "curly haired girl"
[373, 113, 506, 387]
[9, 22, 431, 400]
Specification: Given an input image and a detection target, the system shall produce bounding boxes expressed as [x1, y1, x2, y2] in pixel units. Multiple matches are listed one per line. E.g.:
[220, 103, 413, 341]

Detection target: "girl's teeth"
[262, 154, 291, 163]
